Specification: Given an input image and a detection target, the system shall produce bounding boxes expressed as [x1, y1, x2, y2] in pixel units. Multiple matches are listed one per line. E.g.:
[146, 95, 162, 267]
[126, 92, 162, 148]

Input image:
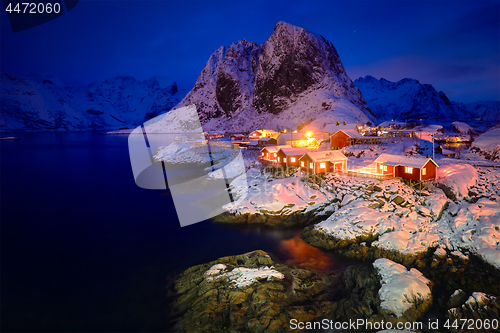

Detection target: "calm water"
[0, 132, 358, 332]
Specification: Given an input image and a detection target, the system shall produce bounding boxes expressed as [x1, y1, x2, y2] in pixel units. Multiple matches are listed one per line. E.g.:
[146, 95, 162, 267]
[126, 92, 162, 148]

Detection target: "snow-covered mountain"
[0, 73, 186, 131]
[171, 21, 375, 132]
[353, 75, 499, 125]
[464, 101, 500, 124]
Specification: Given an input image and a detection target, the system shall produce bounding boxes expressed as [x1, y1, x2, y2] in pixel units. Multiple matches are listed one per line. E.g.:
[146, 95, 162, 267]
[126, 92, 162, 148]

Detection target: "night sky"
[1, 0, 499, 103]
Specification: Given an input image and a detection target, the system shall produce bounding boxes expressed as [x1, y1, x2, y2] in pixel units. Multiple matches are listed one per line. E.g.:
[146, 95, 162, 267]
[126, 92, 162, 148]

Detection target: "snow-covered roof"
[277, 133, 307, 141]
[301, 150, 347, 162]
[279, 147, 310, 156]
[332, 129, 365, 139]
[251, 129, 278, 135]
[231, 134, 245, 136]
[247, 141, 259, 146]
[374, 153, 438, 168]
[261, 145, 291, 153]
[258, 137, 277, 142]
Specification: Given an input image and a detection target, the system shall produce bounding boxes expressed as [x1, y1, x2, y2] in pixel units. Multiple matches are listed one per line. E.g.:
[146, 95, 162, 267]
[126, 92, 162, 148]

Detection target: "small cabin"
[374, 154, 438, 181]
[257, 137, 278, 147]
[276, 147, 310, 167]
[249, 129, 279, 140]
[330, 129, 380, 149]
[299, 151, 348, 174]
[230, 134, 246, 141]
[260, 145, 291, 163]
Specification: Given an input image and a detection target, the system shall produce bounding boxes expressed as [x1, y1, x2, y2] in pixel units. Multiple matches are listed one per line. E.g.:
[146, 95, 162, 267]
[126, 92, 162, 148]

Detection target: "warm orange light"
[280, 236, 332, 271]
[306, 131, 312, 138]
[283, 129, 287, 133]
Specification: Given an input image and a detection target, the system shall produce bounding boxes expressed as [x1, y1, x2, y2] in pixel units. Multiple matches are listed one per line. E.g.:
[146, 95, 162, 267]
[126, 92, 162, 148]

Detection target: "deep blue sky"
[1, 0, 499, 103]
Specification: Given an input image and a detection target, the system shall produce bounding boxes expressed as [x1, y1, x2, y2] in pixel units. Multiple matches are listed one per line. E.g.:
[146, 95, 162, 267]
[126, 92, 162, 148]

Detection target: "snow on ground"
[313, 200, 394, 240]
[0, 136, 20, 140]
[451, 121, 473, 134]
[471, 126, 500, 158]
[437, 197, 500, 270]
[437, 164, 478, 199]
[305, 167, 500, 268]
[144, 104, 203, 133]
[208, 151, 246, 179]
[154, 140, 237, 165]
[374, 258, 431, 317]
[416, 125, 443, 142]
[223, 169, 333, 215]
[204, 263, 284, 288]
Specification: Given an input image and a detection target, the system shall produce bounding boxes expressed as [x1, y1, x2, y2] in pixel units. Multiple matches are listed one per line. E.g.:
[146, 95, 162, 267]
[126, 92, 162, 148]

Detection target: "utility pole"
[432, 134, 435, 161]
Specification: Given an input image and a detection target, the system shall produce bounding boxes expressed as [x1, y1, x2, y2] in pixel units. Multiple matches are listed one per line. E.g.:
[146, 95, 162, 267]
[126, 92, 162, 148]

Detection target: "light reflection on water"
[280, 236, 333, 272]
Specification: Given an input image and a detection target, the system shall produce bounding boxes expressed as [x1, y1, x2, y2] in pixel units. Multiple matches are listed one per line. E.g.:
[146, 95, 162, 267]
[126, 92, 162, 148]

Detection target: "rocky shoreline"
[169, 165, 499, 332]
[169, 249, 500, 333]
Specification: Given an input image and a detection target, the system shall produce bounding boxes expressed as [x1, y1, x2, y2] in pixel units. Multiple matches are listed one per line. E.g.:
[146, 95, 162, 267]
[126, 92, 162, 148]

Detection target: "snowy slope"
[354, 75, 473, 123]
[172, 22, 375, 132]
[470, 125, 500, 160]
[0, 73, 186, 131]
[464, 101, 500, 123]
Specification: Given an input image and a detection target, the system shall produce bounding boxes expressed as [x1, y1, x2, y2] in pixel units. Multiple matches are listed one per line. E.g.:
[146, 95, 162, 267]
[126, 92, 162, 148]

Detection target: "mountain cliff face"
[353, 75, 499, 125]
[0, 73, 185, 131]
[174, 22, 375, 132]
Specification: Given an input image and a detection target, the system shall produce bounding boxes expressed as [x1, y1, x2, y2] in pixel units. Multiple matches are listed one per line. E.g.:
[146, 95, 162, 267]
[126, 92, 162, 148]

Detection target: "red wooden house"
[260, 145, 291, 163]
[230, 134, 246, 141]
[299, 151, 348, 174]
[276, 147, 310, 168]
[330, 129, 380, 149]
[257, 137, 278, 147]
[249, 129, 279, 140]
[374, 154, 438, 181]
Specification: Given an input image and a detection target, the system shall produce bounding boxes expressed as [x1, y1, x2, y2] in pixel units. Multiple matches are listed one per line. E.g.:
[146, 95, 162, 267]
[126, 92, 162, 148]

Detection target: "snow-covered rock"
[374, 258, 431, 318]
[470, 125, 500, 160]
[437, 164, 478, 200]
[451, 121, 474, 134]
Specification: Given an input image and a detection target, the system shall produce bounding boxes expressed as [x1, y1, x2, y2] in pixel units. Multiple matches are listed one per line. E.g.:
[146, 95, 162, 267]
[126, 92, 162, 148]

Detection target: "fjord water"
[0, 132, 356, 332]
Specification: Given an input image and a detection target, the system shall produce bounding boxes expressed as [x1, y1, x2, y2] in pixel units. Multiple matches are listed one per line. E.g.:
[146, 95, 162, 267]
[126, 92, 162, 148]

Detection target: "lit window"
[277, 157, 280, 162]
[422, 168, 426, 175]
[266, 153, 269, 158]
[309, 163, 313, 168]
[320, 162, 326, 169]
[261, 152, 264, 156]
[273, 153, 276, 157]
[405, 166, 413, 173]
[379, 164, 383, 170]
[384, 165, 387, 171]
[252, 133, 256, 136]
[291, 157, 296, 162]
[301, 161, 304, 167]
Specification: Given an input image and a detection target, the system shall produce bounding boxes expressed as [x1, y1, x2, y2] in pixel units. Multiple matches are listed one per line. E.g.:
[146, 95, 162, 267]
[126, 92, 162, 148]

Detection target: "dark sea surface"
[0, 132, 359, 332]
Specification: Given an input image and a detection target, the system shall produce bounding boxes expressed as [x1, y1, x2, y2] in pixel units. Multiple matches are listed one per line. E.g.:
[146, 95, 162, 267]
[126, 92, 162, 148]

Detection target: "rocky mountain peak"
[174, 22, 373, 131]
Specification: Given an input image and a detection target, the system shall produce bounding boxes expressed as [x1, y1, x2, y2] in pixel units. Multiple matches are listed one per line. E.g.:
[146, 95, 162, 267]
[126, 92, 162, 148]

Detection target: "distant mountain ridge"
[0, 73, 186, 131]
[172, 21, 375, 132]
[354, 75, 500, 124]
